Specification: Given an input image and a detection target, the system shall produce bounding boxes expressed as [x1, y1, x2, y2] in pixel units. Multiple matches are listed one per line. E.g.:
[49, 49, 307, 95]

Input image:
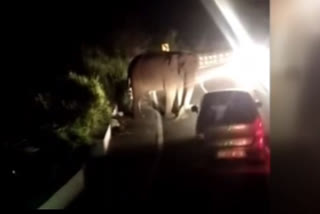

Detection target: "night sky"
[6, 0, 269, 95]
[9, 0, 268, 74]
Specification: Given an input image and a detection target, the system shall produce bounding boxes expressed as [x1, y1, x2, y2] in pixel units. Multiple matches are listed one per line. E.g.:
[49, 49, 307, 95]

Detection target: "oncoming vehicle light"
[198, 0, 270, 92]
[196, 44, 269, 92]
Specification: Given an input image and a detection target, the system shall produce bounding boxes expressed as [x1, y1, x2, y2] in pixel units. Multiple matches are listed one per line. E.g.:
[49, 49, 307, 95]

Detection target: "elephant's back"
[128, 52, 176, 79]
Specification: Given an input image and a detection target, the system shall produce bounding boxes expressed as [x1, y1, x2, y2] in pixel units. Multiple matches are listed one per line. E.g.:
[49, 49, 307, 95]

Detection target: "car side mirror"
[255, 100, 262, 108]
[191, 105, 199, 113]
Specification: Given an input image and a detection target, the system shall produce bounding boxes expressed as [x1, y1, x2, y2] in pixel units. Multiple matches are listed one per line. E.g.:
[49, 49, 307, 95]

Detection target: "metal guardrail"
[38, 106, 117, 210]
[38, 105, 163, 209]
[198, 52, 232, 69]
[38, 168, 85, 210]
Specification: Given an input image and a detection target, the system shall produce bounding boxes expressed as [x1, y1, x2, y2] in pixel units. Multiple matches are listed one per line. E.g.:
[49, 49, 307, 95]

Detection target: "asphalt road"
[69, 138, 269, 213]
[68, 77, 269, 212]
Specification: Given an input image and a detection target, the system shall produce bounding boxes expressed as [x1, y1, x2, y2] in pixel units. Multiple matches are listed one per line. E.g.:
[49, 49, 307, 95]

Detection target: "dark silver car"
[195, 89, 270, 174]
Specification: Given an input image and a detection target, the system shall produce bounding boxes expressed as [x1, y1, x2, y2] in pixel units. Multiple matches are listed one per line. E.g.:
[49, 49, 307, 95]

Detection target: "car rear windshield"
[198, 91, 258, 129]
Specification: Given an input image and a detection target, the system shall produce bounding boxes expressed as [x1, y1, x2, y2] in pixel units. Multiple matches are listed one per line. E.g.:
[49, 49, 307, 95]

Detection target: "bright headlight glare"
[198, 0, 269, 92]
[197, 43, 269, 91]
[227, 44, 269, 89]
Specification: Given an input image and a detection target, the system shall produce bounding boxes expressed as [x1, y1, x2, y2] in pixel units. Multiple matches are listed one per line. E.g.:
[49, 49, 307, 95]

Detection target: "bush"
[23, 48, 131, 147]
[34, 72, 112, 146]
[83, 48, 128, 81]
[55, 72, 112, 146]
[82, 47, 130, 109]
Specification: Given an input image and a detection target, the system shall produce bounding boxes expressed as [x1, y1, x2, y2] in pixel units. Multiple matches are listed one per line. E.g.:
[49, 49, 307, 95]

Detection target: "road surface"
[68, 78, 269, 212]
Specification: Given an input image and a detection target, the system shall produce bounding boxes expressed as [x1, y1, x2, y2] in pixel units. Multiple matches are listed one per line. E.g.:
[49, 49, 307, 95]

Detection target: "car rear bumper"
[209, 159, 270, 175]
[200, 144, 270, 175]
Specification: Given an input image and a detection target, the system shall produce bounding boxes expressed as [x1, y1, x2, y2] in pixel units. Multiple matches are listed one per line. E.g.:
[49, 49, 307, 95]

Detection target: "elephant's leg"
[132, 84, 143, 119]
[172, 85, 183, 115]
[150, 90, 159, 109]
[183, 86, 195, 109]
[164, 85, 176, 119]
[157, 91, 166, 114]
[176, 86, 195, 120]
[177, 86, 184, 109]
[133, 96, 141, 119]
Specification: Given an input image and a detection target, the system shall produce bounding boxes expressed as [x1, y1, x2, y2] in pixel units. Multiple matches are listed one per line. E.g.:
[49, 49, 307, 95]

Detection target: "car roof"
[203, 88, 253, 96]
[201, 88, 257, 104]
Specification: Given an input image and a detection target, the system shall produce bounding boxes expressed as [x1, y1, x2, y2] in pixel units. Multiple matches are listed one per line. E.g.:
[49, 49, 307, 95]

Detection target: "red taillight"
[253, 117, 265, 149]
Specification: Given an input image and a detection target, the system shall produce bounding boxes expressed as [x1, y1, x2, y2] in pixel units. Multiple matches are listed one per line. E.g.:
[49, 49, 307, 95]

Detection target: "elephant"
[128, 51, 199, 119]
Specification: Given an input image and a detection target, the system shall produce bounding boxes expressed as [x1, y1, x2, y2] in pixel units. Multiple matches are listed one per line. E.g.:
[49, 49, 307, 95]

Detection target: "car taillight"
[253, 117, 265, 149]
